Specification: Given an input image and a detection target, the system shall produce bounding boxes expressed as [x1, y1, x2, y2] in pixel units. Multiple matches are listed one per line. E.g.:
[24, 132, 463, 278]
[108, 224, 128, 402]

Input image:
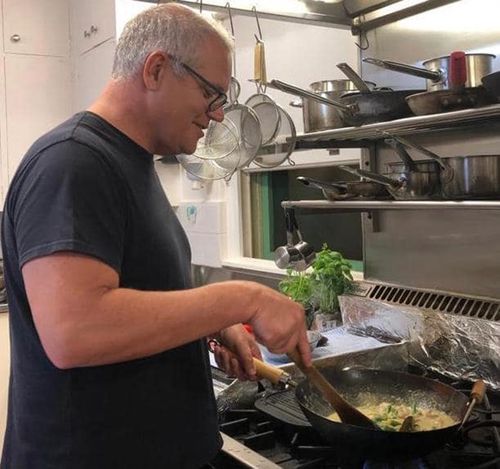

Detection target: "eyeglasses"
[170, 56, 227, 112]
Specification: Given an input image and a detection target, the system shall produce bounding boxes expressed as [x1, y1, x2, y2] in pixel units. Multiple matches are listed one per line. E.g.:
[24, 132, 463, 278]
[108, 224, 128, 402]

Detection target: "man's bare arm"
[23, 252, 311, 369]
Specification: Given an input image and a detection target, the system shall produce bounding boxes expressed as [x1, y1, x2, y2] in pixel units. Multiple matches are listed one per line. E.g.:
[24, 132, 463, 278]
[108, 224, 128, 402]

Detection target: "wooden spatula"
[287, 348, 378, 429]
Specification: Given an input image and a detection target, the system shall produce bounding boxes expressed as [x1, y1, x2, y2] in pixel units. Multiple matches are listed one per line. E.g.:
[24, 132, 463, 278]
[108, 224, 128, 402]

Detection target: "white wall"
[179, 14, 359, 203]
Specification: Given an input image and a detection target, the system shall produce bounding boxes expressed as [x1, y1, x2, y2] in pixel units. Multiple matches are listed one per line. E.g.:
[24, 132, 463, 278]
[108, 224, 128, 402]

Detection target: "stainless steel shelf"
[294, 104, 500, 145]
[281, 200, 500, 211]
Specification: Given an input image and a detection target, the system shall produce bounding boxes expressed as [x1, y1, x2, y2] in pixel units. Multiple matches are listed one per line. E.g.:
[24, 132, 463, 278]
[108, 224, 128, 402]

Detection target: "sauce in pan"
[327, 402, 457, 431]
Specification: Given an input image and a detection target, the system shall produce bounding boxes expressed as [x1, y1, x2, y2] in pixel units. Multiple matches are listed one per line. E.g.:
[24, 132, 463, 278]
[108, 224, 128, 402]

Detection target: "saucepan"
[254, 359, 485, 463]
[364, 51, 495, 92]
[290, 78, 376, 132]
[269, 79, 421, 127]
[384, 134, 500, 199]
[297, 176, 389, 201]
[339, 141, 442, 201]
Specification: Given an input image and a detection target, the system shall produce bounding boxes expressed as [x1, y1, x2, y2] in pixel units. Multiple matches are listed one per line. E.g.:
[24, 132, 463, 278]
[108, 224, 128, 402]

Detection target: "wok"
[295, 367, 474, 463]
[269, 79, 422, 127]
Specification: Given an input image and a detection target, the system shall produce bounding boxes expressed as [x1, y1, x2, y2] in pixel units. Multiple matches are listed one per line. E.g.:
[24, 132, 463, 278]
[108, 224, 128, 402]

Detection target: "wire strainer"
[245, 96, 281, 145]
[223, 103, 263, 169]
[252, 102, 296, 169]
[176, 119, 242, 180]
[193, 119, 239, 160]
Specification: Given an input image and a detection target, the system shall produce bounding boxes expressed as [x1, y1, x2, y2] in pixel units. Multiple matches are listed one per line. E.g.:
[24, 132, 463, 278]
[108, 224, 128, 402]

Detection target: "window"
[241, 164, 363, 271]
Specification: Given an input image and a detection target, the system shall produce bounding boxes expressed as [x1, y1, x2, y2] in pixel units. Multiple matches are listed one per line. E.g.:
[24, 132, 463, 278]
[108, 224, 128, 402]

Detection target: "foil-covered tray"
[340, 295, 500, 391]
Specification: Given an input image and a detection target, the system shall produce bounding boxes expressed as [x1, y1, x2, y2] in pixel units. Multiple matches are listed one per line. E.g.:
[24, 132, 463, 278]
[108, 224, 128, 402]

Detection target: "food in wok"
[327, 400, 457, 432]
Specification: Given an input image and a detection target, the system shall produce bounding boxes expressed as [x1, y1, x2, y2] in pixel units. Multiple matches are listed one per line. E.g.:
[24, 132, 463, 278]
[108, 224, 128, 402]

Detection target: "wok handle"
[470, 379, 487, 403]
[253, 357, 292, 386]
[459, 379, 487, 429]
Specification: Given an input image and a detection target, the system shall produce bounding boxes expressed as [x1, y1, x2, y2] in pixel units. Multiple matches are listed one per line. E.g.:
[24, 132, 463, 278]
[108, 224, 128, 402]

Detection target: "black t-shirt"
[0, 112, 221, 469]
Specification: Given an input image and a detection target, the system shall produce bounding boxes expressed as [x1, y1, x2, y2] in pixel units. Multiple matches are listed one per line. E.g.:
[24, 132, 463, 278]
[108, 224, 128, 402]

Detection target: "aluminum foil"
[339, 295, 500, 391]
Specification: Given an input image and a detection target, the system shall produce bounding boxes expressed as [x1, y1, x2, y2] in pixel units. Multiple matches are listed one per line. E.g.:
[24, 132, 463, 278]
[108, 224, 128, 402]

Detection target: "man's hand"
[212, 324, 262, 381]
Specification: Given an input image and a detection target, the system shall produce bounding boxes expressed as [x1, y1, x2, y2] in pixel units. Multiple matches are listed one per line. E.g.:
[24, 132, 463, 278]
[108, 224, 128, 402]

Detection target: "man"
[0, 4, 311, 469]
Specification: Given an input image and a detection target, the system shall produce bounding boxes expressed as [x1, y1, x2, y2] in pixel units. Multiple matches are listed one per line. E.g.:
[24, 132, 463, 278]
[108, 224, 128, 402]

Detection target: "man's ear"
[143, 51, 168, 91]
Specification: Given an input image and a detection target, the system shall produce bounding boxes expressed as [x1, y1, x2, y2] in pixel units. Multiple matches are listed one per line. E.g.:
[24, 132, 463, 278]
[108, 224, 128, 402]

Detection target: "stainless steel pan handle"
[381, 132, 453, 178]
[336, 62, 372, 93]
[363, 57, 443, 82]
[339, 166, 400, 188]
[268, 79, 352, 112]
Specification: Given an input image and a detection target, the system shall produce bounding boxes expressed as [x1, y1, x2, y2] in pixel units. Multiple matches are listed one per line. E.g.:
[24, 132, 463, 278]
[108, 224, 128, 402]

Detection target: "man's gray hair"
[112, 3, 233, 79]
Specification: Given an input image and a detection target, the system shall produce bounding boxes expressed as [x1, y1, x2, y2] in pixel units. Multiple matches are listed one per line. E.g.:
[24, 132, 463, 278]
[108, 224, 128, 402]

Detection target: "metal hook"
[225, 3, 237, 82]
[225, 3, 234, 36]
[354, 29, 369, 51]
[252, 6, 263, 41]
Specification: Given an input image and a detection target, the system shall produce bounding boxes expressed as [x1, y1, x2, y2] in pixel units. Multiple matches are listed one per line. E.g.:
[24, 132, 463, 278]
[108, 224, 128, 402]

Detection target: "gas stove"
[211, 370, 500, 469]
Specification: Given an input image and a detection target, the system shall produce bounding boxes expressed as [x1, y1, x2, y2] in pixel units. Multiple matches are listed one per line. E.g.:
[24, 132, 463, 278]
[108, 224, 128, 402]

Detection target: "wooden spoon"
[287, 349, 378, 429]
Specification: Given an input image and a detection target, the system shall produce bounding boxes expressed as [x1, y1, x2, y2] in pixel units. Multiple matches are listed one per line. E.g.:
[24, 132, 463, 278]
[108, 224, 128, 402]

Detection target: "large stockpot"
[364, 52, 495, 92]
[291, 79, 376, 132]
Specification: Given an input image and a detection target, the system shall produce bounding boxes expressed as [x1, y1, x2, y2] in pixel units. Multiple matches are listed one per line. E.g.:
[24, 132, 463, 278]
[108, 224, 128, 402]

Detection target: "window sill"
[222, 257, 364, 281]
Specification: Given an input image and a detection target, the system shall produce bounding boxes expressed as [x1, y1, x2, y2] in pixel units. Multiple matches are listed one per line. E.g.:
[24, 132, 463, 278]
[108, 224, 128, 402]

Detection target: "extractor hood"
[151, 0, 461, 31]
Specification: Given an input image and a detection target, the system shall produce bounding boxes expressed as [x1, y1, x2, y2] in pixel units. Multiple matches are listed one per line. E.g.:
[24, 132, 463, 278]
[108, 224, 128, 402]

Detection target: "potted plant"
[278, 244, 354, 329]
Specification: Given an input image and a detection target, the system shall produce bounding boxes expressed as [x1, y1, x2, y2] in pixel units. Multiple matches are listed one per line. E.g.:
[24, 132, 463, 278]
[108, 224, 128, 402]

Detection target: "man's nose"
[207, 106, 225, 122]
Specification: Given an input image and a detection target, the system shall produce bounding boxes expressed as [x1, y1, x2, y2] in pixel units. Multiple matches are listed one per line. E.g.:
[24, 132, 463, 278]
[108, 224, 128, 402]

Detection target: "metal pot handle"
[385, 139, 418, 172]
[297, 176, 345, 192]
[268, 79, 351, 112]
[363, 57, 442, 82]
[339, 166, 400, 188]
[336, 62, 372, 93]
[381, 132, 454, 181]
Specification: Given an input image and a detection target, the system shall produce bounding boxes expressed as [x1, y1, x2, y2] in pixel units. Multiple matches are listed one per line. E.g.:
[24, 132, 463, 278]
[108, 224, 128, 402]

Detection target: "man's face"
[151, 38, 231, 156]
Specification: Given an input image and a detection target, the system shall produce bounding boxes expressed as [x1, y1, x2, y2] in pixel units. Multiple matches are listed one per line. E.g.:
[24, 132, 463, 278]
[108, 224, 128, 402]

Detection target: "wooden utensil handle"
[253, 358, 287, 385]
[471, 379, 486, 403]
[287, 349, 343, 408]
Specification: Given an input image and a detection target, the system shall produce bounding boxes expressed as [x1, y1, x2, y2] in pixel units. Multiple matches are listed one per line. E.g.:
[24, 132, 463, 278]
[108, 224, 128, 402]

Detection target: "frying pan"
[269, 79, 422, 127]
[481, 70, 500, 102]
[340, 165, 441, 200]
[296, 176, 389, 200]
[406, 86, 494, 116]
[295, 367, 481, 463]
